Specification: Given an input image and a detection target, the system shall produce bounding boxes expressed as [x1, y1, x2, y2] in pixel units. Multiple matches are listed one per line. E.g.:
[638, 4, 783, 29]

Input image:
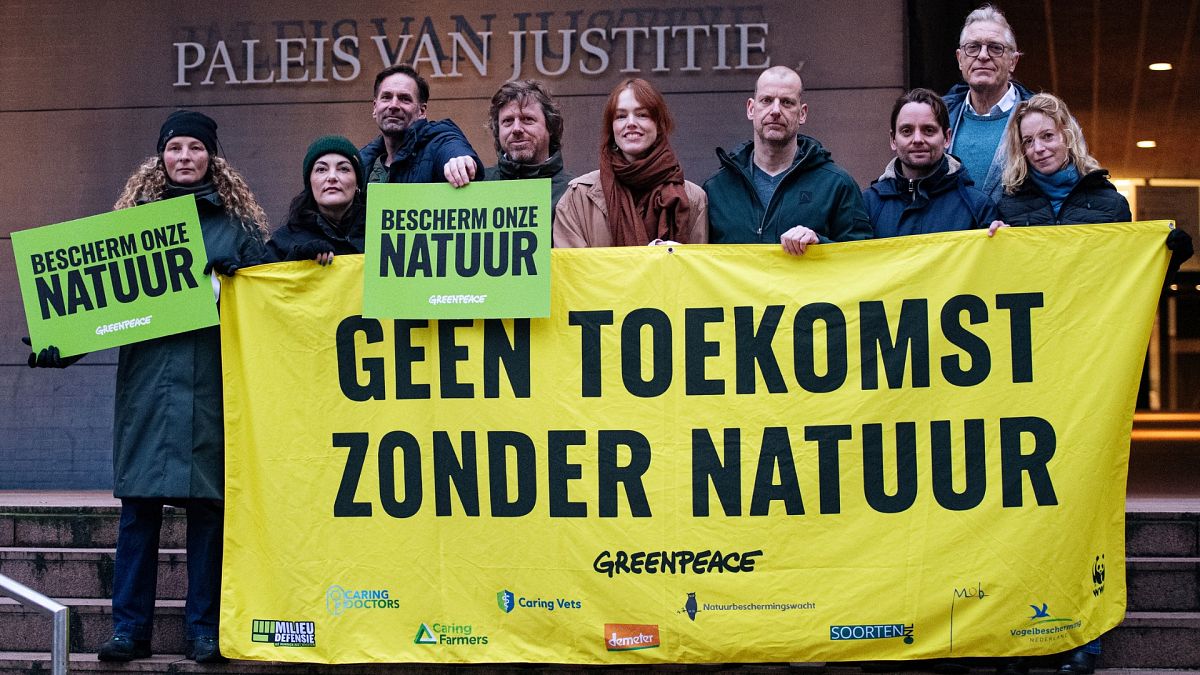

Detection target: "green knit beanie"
[303, 135, 364, 192]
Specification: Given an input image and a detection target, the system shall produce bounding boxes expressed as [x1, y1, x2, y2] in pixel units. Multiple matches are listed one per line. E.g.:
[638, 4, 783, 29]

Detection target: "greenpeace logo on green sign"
[428, 294, 488, 305]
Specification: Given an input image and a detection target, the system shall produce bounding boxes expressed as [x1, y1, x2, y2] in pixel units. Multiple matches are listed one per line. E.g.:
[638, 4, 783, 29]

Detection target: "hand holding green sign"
[12, 196, 217, 357]
[363, 178, 552, 319]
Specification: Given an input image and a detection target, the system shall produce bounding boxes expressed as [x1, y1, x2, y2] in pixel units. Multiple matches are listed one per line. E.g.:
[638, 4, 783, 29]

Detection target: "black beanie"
[303, 135, 365, 191]
[157, 110, 219, 156]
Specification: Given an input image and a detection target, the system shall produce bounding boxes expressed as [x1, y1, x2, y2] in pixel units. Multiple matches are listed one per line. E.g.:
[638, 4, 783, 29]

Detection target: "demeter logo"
[604, 623, 660, 651]
[251, 619, 315, 647]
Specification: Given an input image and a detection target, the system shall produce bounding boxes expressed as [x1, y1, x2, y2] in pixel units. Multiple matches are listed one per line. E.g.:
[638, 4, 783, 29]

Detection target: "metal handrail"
[0, 573, 69, 674]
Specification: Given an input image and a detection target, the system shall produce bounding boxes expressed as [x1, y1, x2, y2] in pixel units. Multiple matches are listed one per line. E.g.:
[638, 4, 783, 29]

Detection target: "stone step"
[0, 546, 186, 600]
[1, 598, 1197, 668]
[1126, 557, 1200, 612]
[1126, 512, 1199, 558]
[0, 597, 185, 655]
[1101, 611, 1200, 669]
[0, 504, 186, 549]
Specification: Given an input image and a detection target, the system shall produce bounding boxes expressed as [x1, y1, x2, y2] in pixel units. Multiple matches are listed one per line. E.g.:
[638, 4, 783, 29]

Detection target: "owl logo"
[684, 592, 698, 621]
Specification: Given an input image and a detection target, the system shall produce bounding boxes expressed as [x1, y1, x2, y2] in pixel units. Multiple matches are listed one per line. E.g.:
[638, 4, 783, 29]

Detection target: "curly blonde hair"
[113, 155, 270, 236]
[1000, 93, 1102, 195]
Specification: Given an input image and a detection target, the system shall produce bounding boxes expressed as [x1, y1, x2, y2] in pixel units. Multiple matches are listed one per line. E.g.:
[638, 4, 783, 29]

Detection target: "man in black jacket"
[704, 66, 872, 254]
[359, 64, 482, 187]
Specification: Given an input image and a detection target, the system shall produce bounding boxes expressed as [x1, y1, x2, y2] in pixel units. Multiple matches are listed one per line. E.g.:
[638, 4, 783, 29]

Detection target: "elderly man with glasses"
[943, 3, 1033, 201]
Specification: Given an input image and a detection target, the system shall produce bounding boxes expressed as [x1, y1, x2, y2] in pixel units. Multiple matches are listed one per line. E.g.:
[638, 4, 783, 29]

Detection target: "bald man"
[704, 66, 872, 254]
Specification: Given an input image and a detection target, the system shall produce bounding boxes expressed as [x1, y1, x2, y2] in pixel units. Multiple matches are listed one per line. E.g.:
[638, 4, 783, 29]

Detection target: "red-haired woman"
[553, 78, 707, 247]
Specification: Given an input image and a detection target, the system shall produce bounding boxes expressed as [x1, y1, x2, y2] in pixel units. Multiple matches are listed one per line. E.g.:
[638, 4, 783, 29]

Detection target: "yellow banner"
[220, 222, 1170, 663]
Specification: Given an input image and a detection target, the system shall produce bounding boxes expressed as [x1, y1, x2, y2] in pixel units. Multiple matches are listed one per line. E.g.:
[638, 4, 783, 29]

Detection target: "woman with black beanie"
[27, 109, 269, 664]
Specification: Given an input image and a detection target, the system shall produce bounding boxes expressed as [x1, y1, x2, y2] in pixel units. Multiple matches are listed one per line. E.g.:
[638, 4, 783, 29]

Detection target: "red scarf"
[600, 139, 693, 246]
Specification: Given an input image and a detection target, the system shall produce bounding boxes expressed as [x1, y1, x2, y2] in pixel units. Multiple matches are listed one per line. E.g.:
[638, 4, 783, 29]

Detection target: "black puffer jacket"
[998, 169, 1131, 226]
[267, 199, 366, 261]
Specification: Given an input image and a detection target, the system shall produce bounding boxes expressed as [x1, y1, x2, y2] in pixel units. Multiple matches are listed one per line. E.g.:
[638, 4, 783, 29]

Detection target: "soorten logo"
[325, 585, 401, 616]
[829, 623, 915, 644]
[497, 588, 582, 613]
[604, 623, 660, 651]
[414, 622, 489, 646]
[251, 619, 315, 647]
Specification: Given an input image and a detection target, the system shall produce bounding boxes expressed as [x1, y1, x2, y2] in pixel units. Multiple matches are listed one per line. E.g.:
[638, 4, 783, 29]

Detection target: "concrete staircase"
[1, 493, 1197, 674]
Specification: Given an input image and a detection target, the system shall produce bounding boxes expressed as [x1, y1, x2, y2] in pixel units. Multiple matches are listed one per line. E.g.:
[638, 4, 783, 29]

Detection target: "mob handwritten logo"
[604, 623, 660, 651]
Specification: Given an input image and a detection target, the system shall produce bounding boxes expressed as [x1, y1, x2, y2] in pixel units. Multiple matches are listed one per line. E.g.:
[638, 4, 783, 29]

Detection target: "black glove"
[1166, 228, 1194, 284]
[292, 239, 337, 261]
[203, 256, 240, 276]
[21, 337, 82, 369]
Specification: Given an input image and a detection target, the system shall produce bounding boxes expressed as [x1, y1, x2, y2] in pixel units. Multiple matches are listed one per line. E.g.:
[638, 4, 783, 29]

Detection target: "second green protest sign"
[363, 179, 551, 319]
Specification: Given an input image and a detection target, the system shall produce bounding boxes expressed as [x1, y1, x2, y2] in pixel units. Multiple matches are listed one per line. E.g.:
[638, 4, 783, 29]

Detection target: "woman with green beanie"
[268, 135, 367, 264]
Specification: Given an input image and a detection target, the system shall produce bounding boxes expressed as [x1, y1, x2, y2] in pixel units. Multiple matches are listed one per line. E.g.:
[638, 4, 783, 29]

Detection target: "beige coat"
[552, 170, 709, 247]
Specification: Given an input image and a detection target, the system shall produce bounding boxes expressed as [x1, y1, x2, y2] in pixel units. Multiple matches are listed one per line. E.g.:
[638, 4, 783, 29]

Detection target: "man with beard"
[484, 79, 574, 215]
[359, 64, 482, 187]
[862, 88, 996, 237]
[704, 65, 872, 255]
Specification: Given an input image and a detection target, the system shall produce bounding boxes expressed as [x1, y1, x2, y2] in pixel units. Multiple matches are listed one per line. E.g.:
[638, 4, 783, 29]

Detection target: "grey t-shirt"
[753, 163, 787, 208]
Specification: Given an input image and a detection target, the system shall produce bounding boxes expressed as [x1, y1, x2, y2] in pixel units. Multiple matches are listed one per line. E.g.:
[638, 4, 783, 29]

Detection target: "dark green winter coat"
[484, 150, 575, 216]
[112, 188, 266, 500]
[703, 135, 873, 244]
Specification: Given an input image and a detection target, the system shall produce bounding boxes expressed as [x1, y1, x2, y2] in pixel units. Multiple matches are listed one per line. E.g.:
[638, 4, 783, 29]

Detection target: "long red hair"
[600, 78, 674, 154]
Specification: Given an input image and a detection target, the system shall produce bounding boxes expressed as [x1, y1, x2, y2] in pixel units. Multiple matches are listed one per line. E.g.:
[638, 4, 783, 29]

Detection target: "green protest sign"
[11, 196, 217, 357]
[363, 179, 551, 319]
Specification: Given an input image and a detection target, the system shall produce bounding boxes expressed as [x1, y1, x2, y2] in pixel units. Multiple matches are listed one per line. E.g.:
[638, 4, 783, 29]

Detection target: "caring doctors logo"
[604, 623, 660, 651]
[251, 619, 316, 647]
[496, 588, 582, 614]
[1009, 602, 1082, 644]
[325, 585, 401, 616]
[829, 623, 915, 644]
[414, 622, 490, 646]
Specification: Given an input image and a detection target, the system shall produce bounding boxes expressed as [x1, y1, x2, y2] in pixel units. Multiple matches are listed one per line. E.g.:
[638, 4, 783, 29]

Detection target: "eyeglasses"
[960, 42, 1012, 58]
